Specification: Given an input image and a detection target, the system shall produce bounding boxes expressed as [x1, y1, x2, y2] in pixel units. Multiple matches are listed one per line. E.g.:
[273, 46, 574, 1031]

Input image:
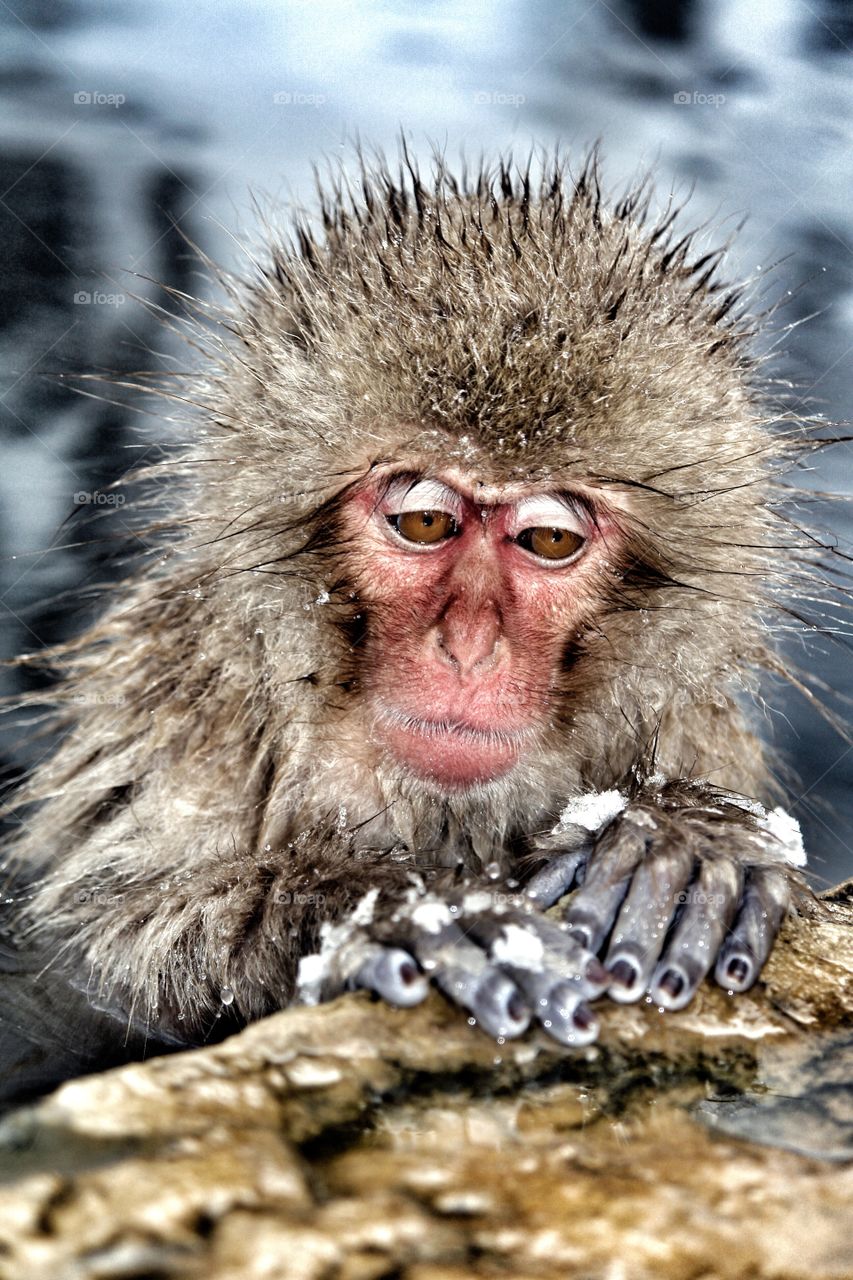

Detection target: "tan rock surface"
[0, 888, 851, 1280]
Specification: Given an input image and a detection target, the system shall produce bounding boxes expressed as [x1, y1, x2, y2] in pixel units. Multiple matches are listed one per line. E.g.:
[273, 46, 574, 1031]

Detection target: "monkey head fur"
[3, 148, 829, 1027]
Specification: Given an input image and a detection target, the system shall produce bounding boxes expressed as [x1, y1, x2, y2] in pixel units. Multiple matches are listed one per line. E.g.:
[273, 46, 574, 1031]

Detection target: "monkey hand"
[295, 783, 804, 1046]
[296, 878, 610, 1047]
[526, 780, 806, 1013]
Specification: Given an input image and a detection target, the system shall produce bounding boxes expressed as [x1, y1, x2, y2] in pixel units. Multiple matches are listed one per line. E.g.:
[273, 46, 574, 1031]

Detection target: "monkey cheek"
[376, 717, 522, 788]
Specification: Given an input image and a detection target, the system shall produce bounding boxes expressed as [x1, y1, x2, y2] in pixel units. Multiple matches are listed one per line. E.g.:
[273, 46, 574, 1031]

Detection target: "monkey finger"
[462, 910, 608, 1000]
[527, 911, 610, 997]
[603, 845, 695, 1003]
[540, 983, 600, 1047]
[714, 867, 789, 993]
[525, 847, 591, 908]
[435, 961, 531, 1040]
[648, 858, 742, 1011]
[395, 918, 531, 1039]
[560, 834, 647, 953]
[454, 911, 605, 1044]
[351, 944, 429, 1007]
[493, 961, 601, 1046]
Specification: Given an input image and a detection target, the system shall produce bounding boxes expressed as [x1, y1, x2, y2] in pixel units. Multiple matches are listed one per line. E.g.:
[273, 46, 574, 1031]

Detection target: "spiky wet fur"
[2, 149, 827, 1039]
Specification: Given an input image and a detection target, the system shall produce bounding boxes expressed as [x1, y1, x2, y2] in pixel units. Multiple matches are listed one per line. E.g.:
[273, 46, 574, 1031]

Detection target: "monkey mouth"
[373, 706, 527, 788]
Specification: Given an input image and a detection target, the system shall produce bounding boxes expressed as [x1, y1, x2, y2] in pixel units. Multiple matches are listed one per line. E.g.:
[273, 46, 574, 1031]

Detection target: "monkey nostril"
[434, 605, 502, 678]
[435, 630, 460, 672]
[436, 633, 499, 676]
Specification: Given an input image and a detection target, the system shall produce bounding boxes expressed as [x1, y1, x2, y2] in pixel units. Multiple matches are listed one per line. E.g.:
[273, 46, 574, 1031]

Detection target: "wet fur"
[1, 148, 831, 1041]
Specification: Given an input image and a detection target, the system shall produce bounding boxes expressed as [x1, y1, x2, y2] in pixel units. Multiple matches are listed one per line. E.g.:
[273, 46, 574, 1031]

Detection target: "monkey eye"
[516, 526, 585, 561]
[389, 510, 459, 545]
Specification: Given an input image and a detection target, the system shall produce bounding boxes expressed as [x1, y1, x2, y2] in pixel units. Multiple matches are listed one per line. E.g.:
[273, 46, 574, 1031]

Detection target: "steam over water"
[0, 0, 851, 883]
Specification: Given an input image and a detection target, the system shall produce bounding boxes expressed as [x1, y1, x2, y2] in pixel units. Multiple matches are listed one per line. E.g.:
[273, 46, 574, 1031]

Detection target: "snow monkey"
[1, 149, 818, 1094]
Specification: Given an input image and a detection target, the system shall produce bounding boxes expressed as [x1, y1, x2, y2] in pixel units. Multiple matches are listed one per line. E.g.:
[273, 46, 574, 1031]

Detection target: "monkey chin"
[375, 711, 525, 790]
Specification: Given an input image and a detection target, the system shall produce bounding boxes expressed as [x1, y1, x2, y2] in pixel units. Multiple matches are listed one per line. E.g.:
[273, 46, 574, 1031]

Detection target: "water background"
[1, 0, 851, 884]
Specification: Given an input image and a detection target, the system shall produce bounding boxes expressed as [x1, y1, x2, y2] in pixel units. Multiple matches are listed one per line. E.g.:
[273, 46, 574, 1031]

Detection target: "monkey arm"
[18, 823, 441, 1047]
[13, 762, 803, 1064]
[525, 777, 805, 1012]
[9, 783, 802, 1077]
[17, 817, 606, 1056]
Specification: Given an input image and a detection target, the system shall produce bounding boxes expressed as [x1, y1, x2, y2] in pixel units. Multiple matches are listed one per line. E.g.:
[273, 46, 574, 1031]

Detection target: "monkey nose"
[435, 614, 501, 678]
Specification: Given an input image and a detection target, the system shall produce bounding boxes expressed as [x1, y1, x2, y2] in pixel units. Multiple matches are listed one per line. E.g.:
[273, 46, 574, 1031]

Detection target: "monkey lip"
[374, 706, 526, 787]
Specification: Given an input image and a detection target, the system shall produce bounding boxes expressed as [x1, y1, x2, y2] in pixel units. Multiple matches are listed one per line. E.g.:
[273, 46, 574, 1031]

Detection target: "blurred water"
[1, 0, 851, 883]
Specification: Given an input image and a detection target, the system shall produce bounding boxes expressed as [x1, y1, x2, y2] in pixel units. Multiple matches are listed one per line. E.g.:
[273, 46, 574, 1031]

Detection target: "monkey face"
[341, 467, 625, 790]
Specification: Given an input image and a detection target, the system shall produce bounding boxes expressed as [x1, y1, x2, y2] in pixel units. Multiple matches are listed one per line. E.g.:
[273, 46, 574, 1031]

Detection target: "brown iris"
[392, 510, 457, 544]
[519, 526, 584, 560]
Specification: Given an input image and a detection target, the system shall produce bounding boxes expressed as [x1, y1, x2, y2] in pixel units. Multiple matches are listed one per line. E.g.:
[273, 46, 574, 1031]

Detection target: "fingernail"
[657, 968, 685, 999]
[726, 956, 750, 985]
[400, 961, 419, 986]
[608, 958, 637, 989]
[507, 992, 528, 1022]
[572, 1002, 595, 1031]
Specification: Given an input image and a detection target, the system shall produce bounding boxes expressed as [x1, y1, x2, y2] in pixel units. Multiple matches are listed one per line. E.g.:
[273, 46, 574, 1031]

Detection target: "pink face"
[344, 470, 622, 790]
